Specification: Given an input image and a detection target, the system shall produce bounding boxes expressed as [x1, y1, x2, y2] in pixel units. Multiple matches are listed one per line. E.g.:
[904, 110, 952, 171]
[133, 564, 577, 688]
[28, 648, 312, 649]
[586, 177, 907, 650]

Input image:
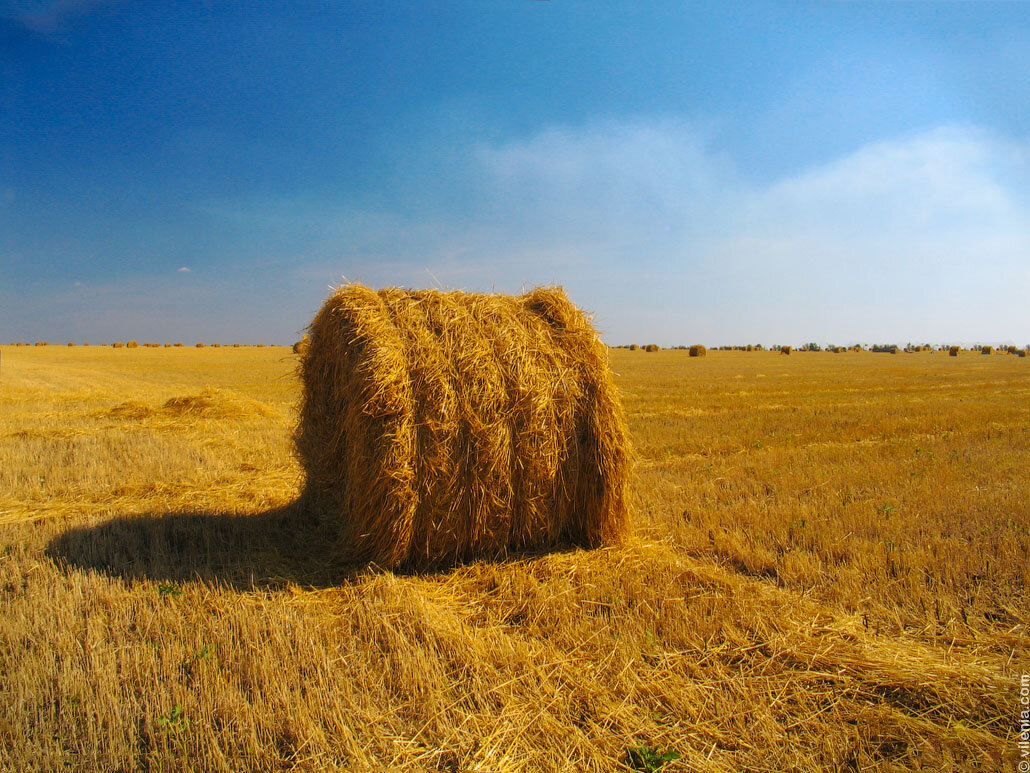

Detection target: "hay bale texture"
[296, 284, 632, 570]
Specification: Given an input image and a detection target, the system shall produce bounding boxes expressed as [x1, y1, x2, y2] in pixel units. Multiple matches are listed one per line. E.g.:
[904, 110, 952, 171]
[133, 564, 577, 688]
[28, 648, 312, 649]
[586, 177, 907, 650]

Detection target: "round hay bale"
[981, 346, 993, 355]
[688, 344, 706, 358]
[644, 344, 659, 352]
[112, 342, 124, 348]
[296, 284, 632, 570]
[628, 344, 638, 351]
[293, 336, 310, 355]
[126, 340, 139, 348]
[195, 342, 206, 348]
[780, 346, 792, 355]
[949, 346, 960, 357]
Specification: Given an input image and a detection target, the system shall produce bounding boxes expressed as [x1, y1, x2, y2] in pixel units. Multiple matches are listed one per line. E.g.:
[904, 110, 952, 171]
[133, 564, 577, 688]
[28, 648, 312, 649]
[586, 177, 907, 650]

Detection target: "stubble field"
[0, 344, 1026, 771]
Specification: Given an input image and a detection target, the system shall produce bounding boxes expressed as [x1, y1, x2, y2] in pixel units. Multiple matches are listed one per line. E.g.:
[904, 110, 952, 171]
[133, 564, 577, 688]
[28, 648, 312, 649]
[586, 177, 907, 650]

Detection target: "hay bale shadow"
[45, 502, 580, 589]
[45, 504, 360, 589]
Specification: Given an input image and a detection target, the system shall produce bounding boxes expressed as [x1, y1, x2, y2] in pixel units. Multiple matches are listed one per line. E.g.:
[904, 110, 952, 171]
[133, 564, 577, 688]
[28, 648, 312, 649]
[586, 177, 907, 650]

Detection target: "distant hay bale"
[949, 346, 960, 357]
[780, 346, 792, 355]
[212, 343, 222, 348]
[126, 340, 139, 348]
[628, 344, 638, 351]
[112, 342, 124, 348]
[174, 342, 184, 347]
[196, 342, 206, 348]
[688, 344, 706, 357]
[296, 284, 632, 570]
[981, 346, 993, 355]
[1018, 350, 1027, 358]
[233, 343, 241, 348]
[164, 343, 171, 347]
[67, 342, 76, 346]
[293, 335, 310, 355]
[644, 344, 660, 352]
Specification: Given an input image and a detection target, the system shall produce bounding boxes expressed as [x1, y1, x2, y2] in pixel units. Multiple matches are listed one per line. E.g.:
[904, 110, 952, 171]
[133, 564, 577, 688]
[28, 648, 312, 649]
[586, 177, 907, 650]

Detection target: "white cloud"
[177, 267, 191, 273]
[163, 120, 1030, 346]
[464, 120, 1030, 343]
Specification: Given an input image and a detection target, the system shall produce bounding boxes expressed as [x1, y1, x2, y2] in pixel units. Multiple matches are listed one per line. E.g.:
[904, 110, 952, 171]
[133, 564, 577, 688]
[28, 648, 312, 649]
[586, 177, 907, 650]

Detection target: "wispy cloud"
[5, 0, 119, 35]
[257, 119, 1029, 344]
[11, 119, 1026, 346]
[177, 267, 191, 273]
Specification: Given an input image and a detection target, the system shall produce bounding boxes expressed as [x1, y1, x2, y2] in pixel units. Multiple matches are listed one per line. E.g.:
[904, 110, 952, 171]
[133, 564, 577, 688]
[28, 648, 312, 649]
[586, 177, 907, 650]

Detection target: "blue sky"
[2, 1, 1028, 346]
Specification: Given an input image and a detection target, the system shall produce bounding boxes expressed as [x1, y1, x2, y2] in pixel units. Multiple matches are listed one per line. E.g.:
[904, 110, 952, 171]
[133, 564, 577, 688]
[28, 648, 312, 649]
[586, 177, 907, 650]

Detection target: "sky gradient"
[2, 1, 1028, 346]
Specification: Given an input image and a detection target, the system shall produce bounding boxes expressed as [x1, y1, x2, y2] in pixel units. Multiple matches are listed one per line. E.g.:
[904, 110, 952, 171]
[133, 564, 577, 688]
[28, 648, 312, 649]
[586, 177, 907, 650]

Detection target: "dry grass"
[0, 344, 1025, 771]
[297, 285, 630, 570]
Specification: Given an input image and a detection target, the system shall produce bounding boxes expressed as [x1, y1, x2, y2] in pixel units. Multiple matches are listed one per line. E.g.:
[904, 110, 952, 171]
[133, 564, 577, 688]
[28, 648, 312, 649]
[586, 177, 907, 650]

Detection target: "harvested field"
[0, 344, 1026, 771]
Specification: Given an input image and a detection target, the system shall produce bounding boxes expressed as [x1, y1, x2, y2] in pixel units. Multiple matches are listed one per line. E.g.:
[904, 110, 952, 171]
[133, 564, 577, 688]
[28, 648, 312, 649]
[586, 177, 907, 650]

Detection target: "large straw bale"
[295, 284, 632, 570]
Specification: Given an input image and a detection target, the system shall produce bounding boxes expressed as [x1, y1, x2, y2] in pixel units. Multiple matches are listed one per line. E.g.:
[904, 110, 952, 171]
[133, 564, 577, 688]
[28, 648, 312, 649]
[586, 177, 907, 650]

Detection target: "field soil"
[0, 345, 1027, 771]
